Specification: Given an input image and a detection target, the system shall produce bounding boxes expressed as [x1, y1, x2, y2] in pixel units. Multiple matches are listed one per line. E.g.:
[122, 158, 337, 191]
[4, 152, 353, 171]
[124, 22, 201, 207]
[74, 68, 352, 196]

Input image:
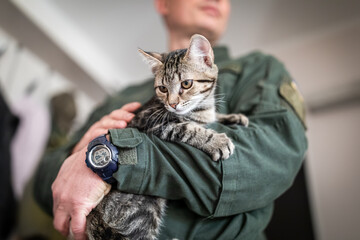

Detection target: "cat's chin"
[176, 109, 191, 115]
[166, 107, 192, 115]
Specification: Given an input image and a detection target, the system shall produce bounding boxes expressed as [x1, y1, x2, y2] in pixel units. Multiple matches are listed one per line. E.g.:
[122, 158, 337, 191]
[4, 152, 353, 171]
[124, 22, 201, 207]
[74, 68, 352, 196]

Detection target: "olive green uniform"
[34, 47, 307, 240]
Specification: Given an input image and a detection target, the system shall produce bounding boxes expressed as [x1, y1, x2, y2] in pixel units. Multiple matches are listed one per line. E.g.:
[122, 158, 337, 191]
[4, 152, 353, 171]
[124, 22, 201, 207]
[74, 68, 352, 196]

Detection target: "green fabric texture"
[33, 47, 308, 240]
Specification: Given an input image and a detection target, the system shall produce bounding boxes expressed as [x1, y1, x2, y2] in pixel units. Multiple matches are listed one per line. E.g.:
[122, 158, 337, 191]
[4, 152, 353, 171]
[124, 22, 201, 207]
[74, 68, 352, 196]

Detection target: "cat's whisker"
[214, 94, 226, 102]
[151, 111, 163, 128]
[146, 109, 160, 125]
[148, 108, 162, 120]
[146, 108, 165, 131]
[153, 109, 168, 131]
[160, 113, 168, 131]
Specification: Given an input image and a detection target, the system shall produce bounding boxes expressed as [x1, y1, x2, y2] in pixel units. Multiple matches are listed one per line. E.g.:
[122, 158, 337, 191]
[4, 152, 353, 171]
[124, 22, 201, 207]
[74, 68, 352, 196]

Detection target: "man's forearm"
[109, 102, 306, 217]
[110, 53, 308, 217]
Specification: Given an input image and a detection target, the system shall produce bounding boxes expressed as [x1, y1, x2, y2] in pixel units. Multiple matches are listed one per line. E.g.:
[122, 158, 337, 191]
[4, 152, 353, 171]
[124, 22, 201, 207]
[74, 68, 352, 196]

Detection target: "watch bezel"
[88, 144, 112, 169]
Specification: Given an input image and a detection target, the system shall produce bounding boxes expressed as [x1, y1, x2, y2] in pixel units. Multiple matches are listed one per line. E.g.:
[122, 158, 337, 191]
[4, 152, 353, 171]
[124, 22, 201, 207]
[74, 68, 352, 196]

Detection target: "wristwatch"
[85, 135, 119, 183]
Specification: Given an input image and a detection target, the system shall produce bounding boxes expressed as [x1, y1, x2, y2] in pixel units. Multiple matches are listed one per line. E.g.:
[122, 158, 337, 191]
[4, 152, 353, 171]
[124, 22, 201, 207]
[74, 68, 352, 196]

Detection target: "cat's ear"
[185, 34, 214, 68]
[138, 49, 163, 74]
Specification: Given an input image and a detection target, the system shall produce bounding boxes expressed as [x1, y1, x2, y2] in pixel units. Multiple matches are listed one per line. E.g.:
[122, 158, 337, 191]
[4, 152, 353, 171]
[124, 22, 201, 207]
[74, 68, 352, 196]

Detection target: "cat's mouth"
[175, 108, 192, 115]
[166, 105, 193, 115]
[167, 98, 205, 115]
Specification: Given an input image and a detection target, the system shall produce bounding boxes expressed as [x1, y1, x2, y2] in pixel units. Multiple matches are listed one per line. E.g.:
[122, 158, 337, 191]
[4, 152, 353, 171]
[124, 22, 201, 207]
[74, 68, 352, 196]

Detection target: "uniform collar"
[213, 46, 230, 64]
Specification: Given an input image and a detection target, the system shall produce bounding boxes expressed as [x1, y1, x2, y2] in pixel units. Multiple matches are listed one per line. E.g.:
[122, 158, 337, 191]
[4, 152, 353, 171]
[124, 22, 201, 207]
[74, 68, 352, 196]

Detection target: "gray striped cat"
[86, 34, 248, 240]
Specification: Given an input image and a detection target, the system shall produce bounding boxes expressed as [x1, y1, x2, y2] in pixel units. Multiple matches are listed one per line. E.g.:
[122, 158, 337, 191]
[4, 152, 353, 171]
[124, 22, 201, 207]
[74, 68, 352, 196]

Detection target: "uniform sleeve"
[111, 52, 308, 217]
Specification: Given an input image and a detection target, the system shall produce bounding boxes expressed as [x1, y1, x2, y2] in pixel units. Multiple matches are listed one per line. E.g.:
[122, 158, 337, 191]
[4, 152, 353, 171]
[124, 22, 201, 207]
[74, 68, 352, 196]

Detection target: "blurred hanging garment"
[10, 95, 50, 199]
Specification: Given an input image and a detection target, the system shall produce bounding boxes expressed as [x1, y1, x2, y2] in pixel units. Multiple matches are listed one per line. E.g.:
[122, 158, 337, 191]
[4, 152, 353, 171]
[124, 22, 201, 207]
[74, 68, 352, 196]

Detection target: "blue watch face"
[89, 145, 111, 168]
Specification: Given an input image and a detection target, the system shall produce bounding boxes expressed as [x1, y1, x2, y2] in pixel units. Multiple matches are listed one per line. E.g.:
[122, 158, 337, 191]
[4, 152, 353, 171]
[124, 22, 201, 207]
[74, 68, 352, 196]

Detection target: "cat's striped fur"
[86, 34, 248, 240]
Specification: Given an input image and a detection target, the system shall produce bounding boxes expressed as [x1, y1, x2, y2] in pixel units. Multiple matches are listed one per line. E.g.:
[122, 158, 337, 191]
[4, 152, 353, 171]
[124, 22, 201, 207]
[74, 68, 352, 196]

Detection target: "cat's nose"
[170, 103, 178, 109]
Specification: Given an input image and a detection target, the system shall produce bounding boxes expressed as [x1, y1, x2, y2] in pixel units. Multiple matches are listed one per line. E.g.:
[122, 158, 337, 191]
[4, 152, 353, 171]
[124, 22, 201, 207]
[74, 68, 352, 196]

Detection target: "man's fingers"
[74, 102, 141, 154]
[121, 102, 141, 112]
[109, 109, 135, 122]
[53, 208, 70, 236]
[99, 117, 127, 129]
[70, 211, 87, 240]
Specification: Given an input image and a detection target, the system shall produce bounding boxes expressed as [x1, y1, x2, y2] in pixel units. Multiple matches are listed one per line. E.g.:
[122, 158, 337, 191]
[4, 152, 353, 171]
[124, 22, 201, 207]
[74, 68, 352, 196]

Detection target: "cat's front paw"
[207, 133, 234, 161]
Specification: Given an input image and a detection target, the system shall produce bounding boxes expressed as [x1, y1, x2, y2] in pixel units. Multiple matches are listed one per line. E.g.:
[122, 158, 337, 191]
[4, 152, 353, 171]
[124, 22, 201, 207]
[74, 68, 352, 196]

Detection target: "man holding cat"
[34, 0, 307, 239]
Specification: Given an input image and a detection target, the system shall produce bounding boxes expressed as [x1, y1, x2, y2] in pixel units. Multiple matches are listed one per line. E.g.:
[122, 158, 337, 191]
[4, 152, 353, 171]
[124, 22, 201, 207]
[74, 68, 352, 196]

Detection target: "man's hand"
[72, 102, 141, 153]
[52, 147, 109, 240]
[52, 102, 140, 239]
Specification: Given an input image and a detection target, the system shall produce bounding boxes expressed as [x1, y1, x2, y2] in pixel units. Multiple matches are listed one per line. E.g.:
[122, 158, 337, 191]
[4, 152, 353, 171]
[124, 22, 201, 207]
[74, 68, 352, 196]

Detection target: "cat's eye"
[158, 86, 168, 93]
[181, 80, 193, 89]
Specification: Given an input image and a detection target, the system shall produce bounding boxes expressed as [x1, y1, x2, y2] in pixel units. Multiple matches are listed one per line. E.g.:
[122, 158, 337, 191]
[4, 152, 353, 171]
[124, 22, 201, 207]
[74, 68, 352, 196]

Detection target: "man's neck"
[168, 30, 217, 51]
[168, 31, 191, 51]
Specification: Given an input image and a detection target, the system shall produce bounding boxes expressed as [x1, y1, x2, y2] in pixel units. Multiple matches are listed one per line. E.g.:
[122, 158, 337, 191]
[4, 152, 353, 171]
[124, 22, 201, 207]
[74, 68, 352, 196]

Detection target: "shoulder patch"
[219, 63, 242, 74]
[279, 80, 307, 129]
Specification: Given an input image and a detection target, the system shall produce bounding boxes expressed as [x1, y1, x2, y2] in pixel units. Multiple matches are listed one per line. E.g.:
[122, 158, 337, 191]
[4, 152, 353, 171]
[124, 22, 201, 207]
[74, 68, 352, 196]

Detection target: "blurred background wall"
[0, 0, 359, 239]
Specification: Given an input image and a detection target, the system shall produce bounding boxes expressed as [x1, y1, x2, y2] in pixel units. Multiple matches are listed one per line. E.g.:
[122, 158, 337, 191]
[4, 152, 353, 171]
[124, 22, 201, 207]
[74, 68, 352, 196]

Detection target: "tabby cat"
[85, 34, 248, 240]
